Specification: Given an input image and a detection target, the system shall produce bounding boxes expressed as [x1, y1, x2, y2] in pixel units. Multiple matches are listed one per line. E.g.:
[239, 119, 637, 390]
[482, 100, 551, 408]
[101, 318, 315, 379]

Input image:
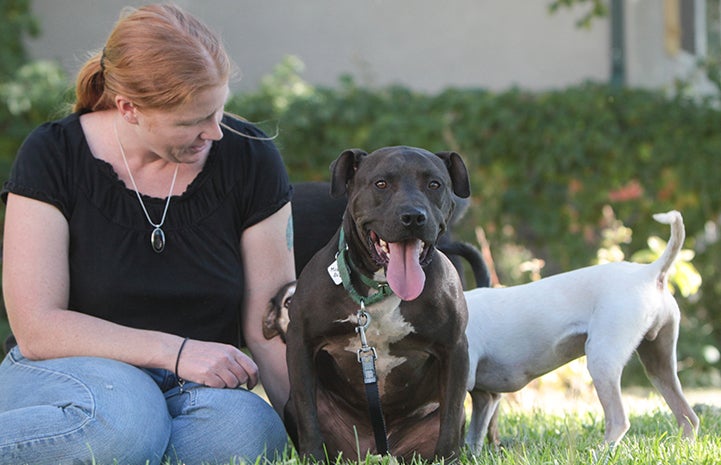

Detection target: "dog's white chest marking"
[339, 296, 414, 381]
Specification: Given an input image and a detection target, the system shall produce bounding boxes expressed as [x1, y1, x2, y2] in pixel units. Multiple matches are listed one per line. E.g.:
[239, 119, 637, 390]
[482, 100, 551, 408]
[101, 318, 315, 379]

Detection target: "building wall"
[624, 0, 716, 96]
[26, 0, 611, 93]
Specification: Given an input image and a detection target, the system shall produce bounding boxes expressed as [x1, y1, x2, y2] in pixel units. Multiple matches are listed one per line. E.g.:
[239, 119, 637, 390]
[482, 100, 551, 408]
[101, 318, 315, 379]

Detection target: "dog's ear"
[262, 301, 281, 340]
[330, 148, 367, 198]
[435, 151, 471, 198]
[263, 281, 295, 342]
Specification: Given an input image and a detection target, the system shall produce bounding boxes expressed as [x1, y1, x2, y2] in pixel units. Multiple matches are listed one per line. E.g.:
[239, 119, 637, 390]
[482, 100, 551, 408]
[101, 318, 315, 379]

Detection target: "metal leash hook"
[356, 301, 378, 384]
[354, 300, 390, 454]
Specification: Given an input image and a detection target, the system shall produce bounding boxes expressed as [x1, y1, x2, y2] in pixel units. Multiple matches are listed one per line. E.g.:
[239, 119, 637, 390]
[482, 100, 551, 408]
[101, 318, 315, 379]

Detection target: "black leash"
[355, 304, 390, 455]
[333, 229, 392, 454]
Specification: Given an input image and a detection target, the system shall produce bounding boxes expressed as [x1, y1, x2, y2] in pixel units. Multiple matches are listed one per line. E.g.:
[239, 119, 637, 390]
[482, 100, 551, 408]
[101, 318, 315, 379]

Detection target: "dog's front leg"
[465, 389, 502, 453]
[286, 315, 326, 459]
[434, 338, 470, 459]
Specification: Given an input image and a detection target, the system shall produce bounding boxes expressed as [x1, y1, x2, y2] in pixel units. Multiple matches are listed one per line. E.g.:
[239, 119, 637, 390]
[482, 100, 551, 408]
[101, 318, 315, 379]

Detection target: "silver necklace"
[114, 119, 179, 253]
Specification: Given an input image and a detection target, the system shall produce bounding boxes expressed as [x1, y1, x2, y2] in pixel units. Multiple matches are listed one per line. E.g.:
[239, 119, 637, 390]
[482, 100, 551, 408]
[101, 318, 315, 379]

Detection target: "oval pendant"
[151, 227, 165, 253]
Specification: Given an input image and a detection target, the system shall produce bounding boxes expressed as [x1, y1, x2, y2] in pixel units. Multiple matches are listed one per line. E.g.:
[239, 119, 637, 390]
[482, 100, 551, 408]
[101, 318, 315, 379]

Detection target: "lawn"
[5, 351, 718, 465]
[3, 372, 717, 464]
[244, 380, 721, 465]
[453, 386, 721, 465]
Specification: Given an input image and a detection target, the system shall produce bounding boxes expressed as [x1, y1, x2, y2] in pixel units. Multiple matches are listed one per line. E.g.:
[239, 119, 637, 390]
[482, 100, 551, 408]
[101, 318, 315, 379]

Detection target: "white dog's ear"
[330, 148, 367, 198]
[435, 151, 471, 198]
[262, 301, 281, 340]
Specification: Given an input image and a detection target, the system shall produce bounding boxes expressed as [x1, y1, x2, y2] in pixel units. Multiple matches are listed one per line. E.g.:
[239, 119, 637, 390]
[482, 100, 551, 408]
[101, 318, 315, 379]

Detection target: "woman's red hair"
[74, 3, 233, 113]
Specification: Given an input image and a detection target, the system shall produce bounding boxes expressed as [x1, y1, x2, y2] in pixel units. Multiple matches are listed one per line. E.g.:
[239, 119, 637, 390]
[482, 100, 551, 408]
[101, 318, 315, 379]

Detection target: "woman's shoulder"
[3, 113, 85, 214]
[13, 112, 92, 182]
[31, 112, 82, 135]
[21, 112, 84, 153]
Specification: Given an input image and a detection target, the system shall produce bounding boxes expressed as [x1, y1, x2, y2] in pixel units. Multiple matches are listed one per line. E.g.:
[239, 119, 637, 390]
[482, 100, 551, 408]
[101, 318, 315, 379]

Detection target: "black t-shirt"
[1, 113, 292, 347]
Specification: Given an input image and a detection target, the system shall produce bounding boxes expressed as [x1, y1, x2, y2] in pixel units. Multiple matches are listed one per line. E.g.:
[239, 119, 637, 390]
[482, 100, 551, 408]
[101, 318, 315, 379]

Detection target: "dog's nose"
[400, 209, 427, 227]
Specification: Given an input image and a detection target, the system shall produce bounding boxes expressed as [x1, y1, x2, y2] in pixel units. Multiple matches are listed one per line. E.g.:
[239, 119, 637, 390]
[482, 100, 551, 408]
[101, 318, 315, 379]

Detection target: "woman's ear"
[115, 95, 138, 124]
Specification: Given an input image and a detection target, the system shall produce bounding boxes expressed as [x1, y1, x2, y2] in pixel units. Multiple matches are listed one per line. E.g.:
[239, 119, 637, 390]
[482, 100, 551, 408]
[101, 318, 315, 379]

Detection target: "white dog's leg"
[592, 377, 630, 443]
[465, 390, 501, 454]
[586, 338, 632, 443]
[636, 324, 699, 439]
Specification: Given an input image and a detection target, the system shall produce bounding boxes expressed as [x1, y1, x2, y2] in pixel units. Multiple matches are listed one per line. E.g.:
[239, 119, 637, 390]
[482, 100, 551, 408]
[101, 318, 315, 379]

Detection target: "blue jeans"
[0, 346, 288, 465]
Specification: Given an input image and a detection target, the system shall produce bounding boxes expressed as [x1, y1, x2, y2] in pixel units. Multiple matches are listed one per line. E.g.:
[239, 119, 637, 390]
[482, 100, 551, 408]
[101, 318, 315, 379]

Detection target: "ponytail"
[73, 52, 113, 113]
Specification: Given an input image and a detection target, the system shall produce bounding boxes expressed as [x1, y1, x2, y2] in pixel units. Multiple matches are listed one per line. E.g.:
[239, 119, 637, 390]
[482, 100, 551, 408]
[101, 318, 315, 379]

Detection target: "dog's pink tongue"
[386, 240, 425, 301]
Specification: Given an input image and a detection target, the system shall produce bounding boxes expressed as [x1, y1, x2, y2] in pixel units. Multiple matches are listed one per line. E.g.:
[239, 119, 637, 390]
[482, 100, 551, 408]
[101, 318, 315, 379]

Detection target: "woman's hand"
[175, 338, 259, 389]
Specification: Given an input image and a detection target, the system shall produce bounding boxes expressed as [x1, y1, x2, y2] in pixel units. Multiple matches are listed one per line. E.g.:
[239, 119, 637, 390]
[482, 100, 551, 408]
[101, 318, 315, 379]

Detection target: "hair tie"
[100, 47, 107, 72]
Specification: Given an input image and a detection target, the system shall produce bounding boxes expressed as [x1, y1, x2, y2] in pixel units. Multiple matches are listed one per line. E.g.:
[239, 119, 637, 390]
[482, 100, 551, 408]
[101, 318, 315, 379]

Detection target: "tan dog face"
[263, 281, 296, 342]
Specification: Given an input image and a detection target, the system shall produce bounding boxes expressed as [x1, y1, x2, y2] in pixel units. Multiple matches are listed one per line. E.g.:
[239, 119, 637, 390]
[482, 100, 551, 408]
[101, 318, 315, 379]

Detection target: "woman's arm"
[241, 202, 295, 415]
[3, 193, 259, 389]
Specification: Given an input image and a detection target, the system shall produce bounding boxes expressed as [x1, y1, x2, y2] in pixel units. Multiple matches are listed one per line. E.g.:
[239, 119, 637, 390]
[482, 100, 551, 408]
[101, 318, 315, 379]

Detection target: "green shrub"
[0, 0, 39, 81]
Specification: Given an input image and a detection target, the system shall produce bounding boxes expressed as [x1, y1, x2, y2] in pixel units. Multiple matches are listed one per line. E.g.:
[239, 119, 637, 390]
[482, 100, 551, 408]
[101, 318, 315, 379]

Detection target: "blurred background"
[1, 0, 720, 389]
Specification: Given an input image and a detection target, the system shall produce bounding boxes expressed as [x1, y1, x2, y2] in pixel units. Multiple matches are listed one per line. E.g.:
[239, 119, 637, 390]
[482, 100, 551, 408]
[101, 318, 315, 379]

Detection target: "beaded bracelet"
[175, 337, 189, 392]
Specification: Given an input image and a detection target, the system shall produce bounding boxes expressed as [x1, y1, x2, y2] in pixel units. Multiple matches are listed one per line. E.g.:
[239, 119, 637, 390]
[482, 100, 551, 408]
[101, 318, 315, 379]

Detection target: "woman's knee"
[0, 353, 171, 465]
[166, 386, 288, 464]
[79, 358, 172, 464]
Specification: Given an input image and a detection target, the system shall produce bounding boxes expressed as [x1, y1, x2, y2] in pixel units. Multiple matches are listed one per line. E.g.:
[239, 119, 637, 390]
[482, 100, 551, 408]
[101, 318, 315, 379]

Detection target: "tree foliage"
[0, 0, 39, 80]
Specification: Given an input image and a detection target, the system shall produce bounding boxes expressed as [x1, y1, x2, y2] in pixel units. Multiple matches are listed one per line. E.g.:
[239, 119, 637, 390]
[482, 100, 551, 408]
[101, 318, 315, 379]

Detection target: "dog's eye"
[375, 180, 388, 189]
[428, 180, 441, 190]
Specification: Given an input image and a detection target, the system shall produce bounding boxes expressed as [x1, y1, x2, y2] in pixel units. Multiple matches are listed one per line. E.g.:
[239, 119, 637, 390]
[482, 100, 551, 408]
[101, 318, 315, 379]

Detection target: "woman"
[0, 4, 294, 465]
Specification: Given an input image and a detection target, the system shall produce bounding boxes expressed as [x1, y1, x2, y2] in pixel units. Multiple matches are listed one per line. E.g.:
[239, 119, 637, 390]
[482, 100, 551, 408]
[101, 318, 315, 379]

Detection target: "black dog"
[285, 146, 470, 461]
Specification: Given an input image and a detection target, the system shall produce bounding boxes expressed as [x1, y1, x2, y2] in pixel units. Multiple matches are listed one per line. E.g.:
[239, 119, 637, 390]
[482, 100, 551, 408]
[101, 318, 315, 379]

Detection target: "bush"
[0, 0, 39, 81]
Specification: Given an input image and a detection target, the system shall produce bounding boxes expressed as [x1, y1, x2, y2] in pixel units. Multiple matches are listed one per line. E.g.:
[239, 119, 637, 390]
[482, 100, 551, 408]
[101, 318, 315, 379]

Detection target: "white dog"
[465, 210, 699, 452]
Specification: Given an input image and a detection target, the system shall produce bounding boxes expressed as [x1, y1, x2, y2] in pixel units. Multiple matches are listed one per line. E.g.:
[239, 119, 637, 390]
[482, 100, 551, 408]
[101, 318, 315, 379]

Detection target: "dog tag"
[327, 260, 342, 285]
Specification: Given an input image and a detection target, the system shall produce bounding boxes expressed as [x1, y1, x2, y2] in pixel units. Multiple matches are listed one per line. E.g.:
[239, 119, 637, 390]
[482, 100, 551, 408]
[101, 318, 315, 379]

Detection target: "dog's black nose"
[400, 209, 427, 227]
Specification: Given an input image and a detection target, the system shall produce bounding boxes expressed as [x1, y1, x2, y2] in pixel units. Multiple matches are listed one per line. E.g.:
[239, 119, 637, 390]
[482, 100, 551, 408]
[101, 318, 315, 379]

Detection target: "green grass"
[169, 388, 721, 465]
[1, 344, 717, 464]
[9, 372, 720, 464]
[453, 387, 721, 465]
[458, 406, 721, 465]
[185, 401, 719, 465]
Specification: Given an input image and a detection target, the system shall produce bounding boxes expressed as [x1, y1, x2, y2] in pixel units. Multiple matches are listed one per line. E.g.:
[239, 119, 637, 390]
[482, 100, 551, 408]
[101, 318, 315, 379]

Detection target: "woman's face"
[133, 83, 230, 164]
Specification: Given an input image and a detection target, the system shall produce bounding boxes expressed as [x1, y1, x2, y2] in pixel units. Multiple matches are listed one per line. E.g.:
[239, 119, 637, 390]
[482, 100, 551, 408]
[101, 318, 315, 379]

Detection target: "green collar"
[337, 229, 394, 306]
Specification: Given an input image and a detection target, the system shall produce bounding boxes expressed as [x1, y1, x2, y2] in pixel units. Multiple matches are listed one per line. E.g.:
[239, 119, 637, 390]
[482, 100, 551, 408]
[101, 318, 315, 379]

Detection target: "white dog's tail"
[650, 210, 685, 287]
